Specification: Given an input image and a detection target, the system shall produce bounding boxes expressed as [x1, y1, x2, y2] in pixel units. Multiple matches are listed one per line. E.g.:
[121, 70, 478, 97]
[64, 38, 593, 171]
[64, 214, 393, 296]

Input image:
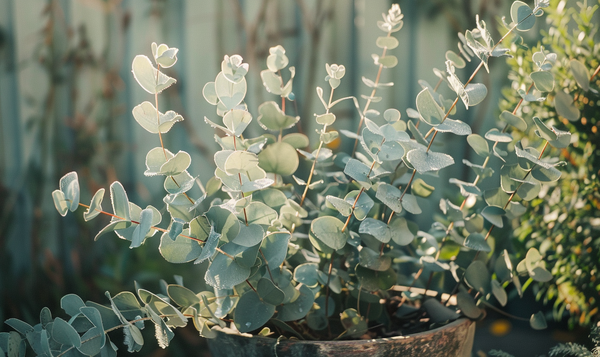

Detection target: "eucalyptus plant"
[1, 1, 583, 356]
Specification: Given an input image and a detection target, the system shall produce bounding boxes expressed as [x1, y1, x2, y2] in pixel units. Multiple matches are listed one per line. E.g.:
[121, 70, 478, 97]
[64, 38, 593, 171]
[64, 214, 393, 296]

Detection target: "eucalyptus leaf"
[257, 101, 298, 131]
[416, 88, 445, 126]
[407, 149, 454, 174]
[554, 91, 580, 122]
[530, 71, 554, 92]
[310, 216, 348, 250]
[530, 311, 547, 330]
[159, 229, 202, 263]
[457, 292, 482, 319]
[276, 284, 314, 321]
[511, 1, 535, 31]
[570, 59, 589, 91]
[464, 233, 491, 252]
[132, 101, 183, 134]
[499, 111, 527, 131]
[467, 134, 489, 157]
[84, 188, 105, 221]
[258, 142, 299, 176]
[215, 72, 246, 110]
[412, 178, 435, 197]
[132, 55, 176, 94]
[234, 291, 276, 333]
[481, 205, 505, 228]
[464, 260, 490, 294]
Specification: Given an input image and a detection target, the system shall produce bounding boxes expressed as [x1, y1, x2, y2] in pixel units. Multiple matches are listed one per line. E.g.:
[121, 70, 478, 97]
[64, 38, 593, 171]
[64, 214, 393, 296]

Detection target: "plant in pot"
[0, 1, 580, 356]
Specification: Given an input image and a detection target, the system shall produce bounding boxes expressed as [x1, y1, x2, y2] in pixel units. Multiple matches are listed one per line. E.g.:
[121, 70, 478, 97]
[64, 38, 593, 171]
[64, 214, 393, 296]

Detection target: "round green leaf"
[570, 60, 589, 91]
[316, 113, 336, 126]
[511, 1, 535, 31]
[260, 232, 291, 268]
[59, 171, 80, 212]
[491, 279, 508, 306]
[294, 263, 320, 287]
[554, 90, 580, 122]
[258, 141, 299, 176]
[416, 88, 445, 126]
[310, 216, 348, 250]
[446, 50, 466, 68]
[530, 311, 547, 330]
[52, 317, 82, 348]
[389, 217, 416, 246]
[205, 243, 251, 290]
[531, 165, 561, 182]
[412, 178, 435, 198]
[435, 118, 472, 136]
[160, 151, 191, 176]
[467, 134, 490, 157]
[257, 101, 299, 131]
[377, 55, 398, 68]
[234, 290, 276, 333]
[530, 71, 554, 92]
[167, 285, 200, 308]
[355, 265, 396, 291]
[464, 260, 490, 294]
[225, 151, 259, 175]
[277, 284, 315, 322]
[110, 181, 130, 221]
[359, 247, 391, 271]
[375, 183, 403, 213]
[485, 128, 513, 143]
[481, 205, 505, 228]
[132, 55, 176, 94]
[401, 193, 422, 215]
[257, 278, 285, 305]
[52, 190, 69, 217]
[499, 111, 527, 131]
[159, 230, 202, 263]
[464, 233, 491, 252]
[282, 133, 309, 149]
[464, 83, 488, 107]
[376, 36, 399, 49]
[345, 190, 374, 221]
[84, 188, 105, 221]
[202, 82, 218, 105]
[223, 109, 252, 136]
[457, 292, 482, 319]
[215, 72, 246, 110]
[132, 101, 183, 134]
[406, 149, 455, 174]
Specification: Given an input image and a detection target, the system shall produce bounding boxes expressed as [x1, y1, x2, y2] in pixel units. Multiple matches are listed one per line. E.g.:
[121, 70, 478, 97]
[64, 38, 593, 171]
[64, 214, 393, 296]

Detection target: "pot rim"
[214, 318, 473, 346]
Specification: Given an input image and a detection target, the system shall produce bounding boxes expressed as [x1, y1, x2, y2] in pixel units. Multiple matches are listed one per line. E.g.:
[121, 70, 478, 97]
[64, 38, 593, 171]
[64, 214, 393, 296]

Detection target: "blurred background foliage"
[500, 0, 600, 329]
[0, 0, 597, 355]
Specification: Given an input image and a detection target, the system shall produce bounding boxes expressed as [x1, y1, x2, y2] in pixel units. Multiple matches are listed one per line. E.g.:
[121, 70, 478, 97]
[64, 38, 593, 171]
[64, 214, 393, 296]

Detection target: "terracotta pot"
[207, 318, 475, 357]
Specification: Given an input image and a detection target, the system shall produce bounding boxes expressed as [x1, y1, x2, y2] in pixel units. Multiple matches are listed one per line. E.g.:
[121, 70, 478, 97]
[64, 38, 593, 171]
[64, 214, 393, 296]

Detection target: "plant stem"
[591, 63, 600, 81]
[479, 301, 530, 321]
[77, 203, 204, 243]
[324, 251, 335, 328]
[351, 30, 393, 156]
[299, 87, 335, 207]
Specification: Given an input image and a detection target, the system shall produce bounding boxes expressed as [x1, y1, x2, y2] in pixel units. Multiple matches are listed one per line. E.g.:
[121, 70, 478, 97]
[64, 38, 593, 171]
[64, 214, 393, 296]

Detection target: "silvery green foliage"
[6, 1, 580, 354]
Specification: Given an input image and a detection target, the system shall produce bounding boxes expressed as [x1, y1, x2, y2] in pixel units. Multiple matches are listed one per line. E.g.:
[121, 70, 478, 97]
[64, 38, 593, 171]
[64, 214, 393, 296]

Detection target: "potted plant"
[0, 1, 580, 356]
